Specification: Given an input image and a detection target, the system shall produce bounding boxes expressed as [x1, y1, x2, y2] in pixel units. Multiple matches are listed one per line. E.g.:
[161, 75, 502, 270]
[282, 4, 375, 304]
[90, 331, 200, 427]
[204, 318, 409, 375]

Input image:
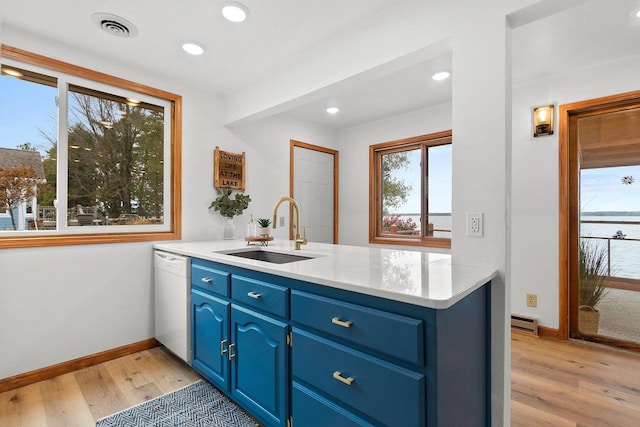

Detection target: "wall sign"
[214, 146, 245, 191]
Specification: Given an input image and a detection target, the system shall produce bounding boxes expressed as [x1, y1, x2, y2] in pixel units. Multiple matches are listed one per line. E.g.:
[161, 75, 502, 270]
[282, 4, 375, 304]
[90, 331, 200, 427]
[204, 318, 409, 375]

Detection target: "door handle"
[248, 291, 262, 299]
[333, 371, 354, 386]
[331, 317, 352, 328]
[228, 343, 236, 360]
[220, 339, 228, 356]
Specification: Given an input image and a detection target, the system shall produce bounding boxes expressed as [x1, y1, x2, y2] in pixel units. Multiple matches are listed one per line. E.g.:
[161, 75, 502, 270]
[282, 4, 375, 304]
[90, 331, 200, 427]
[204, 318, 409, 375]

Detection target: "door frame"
[559, 88, 640, 341]
[290, 140, 339, 243]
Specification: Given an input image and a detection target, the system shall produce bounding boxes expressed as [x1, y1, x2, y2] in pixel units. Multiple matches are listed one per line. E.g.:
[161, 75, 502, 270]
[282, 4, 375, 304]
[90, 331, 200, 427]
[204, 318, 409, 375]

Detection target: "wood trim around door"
[290, 140, 339, 243]
[559, 88, 640, 340]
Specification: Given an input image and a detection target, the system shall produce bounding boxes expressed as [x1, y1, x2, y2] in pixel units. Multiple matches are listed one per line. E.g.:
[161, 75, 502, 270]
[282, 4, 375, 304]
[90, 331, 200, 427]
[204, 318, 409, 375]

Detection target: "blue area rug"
[96, 380, 259, 427]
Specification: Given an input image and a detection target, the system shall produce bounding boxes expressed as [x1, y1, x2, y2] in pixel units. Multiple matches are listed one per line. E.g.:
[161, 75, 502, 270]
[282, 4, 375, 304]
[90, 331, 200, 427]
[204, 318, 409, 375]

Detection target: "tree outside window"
[0, 46, 181, 248]
[0, 164, 41, 230]
[66, 86, 165, 225]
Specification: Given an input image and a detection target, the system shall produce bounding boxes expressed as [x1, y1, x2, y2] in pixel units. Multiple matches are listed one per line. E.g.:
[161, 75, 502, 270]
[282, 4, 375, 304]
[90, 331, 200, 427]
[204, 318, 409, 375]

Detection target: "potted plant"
[209, 188, 251, 239]
[578, 238, 610, 334]
[256, 218, 272, 236]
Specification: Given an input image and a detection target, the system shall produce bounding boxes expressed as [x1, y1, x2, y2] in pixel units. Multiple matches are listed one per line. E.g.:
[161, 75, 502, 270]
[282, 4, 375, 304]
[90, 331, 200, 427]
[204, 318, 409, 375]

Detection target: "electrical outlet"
[279, 216, 285, 227]
[526, 293, 537, 307]
[466, 212, 483, 237]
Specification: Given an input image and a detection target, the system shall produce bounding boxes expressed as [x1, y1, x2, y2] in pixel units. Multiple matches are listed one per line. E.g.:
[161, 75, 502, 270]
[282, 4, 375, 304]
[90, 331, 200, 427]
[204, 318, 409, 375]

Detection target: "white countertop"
[153, 240, 497, 309]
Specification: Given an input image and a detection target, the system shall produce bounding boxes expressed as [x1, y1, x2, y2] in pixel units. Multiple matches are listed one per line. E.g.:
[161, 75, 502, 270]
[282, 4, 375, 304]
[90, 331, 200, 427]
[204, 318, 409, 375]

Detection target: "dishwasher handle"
[154, 251, 190, 276]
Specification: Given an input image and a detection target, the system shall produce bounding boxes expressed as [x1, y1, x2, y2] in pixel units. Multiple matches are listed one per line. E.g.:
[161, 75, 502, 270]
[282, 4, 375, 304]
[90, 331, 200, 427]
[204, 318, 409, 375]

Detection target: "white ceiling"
[2, 0, 640, 129]
[0, 0, 400, 96]
[511, 0, 640, 85]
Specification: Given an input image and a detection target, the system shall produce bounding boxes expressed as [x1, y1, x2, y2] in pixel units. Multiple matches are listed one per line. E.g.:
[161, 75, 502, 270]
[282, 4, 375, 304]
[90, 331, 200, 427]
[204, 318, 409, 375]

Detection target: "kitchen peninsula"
[154, 240, 497, 426]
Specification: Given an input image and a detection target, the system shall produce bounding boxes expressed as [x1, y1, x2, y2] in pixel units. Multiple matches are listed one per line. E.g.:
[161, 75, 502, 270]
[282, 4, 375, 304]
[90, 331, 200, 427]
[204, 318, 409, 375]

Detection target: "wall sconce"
[533, 104, 554, 137]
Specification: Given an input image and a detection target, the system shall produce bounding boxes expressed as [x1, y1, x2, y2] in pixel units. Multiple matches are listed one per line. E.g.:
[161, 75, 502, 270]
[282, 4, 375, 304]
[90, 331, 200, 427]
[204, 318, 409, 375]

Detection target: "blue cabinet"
[291, 290, 424, 365]
[231, 305, 289, 426]
[292, 328, 425, 427]
[190, 257, 490, 427]
[190, 259, 289, 427]
[191, 289, 229, 389]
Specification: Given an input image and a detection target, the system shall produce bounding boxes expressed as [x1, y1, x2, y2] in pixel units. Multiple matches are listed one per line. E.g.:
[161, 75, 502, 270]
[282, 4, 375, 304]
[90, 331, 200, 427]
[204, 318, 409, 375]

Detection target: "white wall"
[226, 114, 338, 241]
[451, 11, 514, 426]
[338, 103, 452, 247]
[0, 29, 223, 378]
[511, 54, 640, 329]
[0, 243, 154, 378]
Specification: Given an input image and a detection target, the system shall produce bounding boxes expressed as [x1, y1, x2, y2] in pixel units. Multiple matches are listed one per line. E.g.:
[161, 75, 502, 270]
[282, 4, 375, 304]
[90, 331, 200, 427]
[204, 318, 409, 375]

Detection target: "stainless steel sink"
[221, 249, 313, 264]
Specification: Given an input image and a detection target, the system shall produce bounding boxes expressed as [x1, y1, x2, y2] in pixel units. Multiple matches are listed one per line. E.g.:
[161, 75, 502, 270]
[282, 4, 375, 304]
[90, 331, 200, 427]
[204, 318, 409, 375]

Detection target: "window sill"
[369, 236, 451, 249]
[0, 230, 181, 249]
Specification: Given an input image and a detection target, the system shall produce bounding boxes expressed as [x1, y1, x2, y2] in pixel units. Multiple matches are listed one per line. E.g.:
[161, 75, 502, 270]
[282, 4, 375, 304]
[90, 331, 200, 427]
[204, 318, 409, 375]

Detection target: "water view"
[581, 215, 640, 279]
[389, 214, 451, 239]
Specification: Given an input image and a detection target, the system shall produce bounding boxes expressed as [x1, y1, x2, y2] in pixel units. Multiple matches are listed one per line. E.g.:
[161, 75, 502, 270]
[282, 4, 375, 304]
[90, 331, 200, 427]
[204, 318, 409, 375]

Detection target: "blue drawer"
[291, 290, 424, 365]
[292, 329, 425, 427]
[232, 275, 288, 318]
[191, 260, 230, 297]
[292, 381, 375, 427]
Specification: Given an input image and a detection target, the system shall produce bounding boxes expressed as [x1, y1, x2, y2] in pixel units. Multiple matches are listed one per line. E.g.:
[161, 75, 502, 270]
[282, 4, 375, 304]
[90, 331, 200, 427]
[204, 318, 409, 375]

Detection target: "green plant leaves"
[209, 188, 251, 218]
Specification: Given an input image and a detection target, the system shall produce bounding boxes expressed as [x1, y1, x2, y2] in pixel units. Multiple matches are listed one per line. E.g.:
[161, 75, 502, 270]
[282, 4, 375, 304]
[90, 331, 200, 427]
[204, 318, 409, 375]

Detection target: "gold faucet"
[272, 196, 307, 250]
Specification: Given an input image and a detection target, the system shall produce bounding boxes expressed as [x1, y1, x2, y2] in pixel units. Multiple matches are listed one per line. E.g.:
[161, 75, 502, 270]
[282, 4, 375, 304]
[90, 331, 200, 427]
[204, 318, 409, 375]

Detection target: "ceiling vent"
[91, 13, 139, 38]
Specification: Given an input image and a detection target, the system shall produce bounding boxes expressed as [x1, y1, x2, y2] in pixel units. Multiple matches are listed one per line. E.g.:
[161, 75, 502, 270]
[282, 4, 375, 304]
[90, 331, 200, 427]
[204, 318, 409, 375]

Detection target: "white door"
[293, 145, 335, 243]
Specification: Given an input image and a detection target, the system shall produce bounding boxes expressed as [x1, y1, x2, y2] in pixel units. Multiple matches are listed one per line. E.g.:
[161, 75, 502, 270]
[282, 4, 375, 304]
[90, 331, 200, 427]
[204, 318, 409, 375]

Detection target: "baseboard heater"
[511, 314, 539, 335]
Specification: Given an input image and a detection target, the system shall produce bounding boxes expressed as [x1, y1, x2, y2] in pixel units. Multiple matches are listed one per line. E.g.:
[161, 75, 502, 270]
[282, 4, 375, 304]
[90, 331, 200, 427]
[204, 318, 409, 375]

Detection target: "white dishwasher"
[154, 250, 191, 363]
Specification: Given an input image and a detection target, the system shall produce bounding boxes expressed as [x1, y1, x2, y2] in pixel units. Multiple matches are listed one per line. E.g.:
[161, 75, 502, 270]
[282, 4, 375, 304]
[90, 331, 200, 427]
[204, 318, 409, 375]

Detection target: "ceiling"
[2, 0, 640, 129]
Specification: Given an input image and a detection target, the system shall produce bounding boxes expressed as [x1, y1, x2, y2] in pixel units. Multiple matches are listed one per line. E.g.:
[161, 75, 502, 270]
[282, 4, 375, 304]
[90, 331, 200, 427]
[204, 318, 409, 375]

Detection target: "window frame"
[369, 130, 451, 249]
[0, 45, 182, 248]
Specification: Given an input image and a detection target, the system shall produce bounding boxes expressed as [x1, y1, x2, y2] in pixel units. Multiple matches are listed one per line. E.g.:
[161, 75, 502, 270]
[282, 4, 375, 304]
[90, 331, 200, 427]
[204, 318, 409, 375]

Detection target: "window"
[0, 45, 181, 247]
[369, 131, 451, 248]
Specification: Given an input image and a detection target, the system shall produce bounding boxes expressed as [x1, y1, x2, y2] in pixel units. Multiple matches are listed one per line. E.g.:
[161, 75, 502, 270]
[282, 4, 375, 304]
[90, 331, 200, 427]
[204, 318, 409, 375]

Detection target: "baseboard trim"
[0, 338, 159, 393]
[538, 326, 561, 339]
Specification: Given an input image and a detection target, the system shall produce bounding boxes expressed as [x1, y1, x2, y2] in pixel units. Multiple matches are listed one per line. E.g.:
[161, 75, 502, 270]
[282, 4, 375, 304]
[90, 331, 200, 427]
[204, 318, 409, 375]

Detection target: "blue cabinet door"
[230, 304, 289, 427]
[191, 289, 230, 391]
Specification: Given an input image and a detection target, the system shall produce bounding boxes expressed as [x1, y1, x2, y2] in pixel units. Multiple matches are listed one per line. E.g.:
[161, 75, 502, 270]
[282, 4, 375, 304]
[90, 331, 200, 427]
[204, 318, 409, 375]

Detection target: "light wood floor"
[512, 333, 640, 426]
[2, 335, 640, 426]
[0, 346, 200, 427]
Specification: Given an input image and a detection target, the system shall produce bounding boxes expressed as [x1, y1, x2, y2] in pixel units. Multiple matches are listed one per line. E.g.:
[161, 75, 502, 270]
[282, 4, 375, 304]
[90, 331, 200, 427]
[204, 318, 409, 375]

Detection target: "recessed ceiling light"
[432, 71, 451, 81]
[221, 2, 249, 22]
[326, 107, 340, 114]
[1, 67, 24, 78]
[635, 9, 640, 18]
[182, 42, 204, 56]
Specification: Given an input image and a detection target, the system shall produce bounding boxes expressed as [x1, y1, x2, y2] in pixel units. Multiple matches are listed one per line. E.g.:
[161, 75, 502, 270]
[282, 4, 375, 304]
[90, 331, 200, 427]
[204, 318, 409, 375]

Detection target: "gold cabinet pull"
[201, 277, 213, 284]
[331, 317, 352, 328]
[332, 371, 354, 386]
[220, 339, 228, 356]
[228, 343, 236, 360]
[248, 291, 262, 299]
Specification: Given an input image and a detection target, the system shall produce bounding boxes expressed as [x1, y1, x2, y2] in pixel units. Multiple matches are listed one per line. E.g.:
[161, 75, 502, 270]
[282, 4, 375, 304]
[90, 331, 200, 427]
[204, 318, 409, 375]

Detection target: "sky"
[581, 166, 640, 212]
[391, 145, 452, 214]
[0, 73, 57, 153]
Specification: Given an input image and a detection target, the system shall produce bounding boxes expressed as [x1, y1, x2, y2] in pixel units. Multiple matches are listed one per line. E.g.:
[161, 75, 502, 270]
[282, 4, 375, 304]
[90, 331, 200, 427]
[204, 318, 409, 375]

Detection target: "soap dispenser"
[246, 214, 256, 238]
